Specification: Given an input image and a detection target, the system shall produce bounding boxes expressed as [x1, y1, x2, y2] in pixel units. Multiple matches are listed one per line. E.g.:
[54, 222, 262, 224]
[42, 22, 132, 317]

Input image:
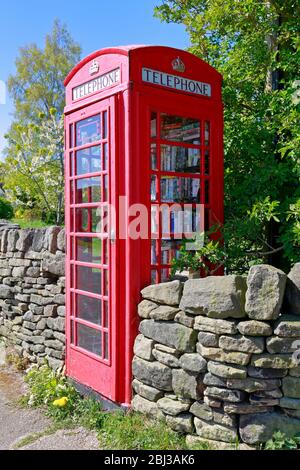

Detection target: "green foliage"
[171, 230, 226, 276]
[97, 411, 187, 450]
[265, 431, 300, 450]
[24, 364, 190, 450]
[155, 0, 300, 272]
[2, 20, 81, 225]
[0, 197, 14, 219]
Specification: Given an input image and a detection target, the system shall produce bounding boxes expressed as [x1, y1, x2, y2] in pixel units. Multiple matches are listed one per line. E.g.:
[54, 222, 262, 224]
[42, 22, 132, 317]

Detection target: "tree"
[2, 20, 81, 224]
[155, 0, 300, 272]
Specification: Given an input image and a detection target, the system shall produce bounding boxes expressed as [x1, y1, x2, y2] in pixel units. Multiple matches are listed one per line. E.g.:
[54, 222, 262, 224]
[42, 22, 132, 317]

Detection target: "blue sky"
[0, 0, 189, 159]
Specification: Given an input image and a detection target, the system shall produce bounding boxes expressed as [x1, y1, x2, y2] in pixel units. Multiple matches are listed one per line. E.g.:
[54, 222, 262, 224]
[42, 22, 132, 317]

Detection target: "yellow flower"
[53, 397, 69, 408]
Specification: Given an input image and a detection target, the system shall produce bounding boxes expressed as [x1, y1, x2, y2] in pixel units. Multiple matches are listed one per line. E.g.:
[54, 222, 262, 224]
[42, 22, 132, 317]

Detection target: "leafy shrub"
[23, 364, 190, 450]
[265, 431, 300, 450]
[0, 197, 14, 219]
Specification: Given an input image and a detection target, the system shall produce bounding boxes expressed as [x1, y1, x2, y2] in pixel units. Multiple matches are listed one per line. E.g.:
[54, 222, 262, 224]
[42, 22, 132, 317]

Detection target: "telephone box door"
[65, 97, 118, 402]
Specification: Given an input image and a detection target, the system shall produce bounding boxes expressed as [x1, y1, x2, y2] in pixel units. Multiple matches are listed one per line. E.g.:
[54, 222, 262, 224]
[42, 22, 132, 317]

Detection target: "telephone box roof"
[64, 44, 222, 87]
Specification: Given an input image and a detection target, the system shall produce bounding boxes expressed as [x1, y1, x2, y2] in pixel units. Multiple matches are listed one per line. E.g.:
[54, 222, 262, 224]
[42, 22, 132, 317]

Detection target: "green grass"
[22, 363, 213, 450]
[11, 218, 52, 229]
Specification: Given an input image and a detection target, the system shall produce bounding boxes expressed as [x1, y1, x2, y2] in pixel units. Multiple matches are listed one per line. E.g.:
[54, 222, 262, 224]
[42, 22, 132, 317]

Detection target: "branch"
[246, 245, 284, 257]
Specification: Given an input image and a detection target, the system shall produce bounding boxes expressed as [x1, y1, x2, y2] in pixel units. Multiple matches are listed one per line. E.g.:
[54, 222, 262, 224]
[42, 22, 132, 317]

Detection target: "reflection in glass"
[77, 323, 102, 356]
[151, 175, 157, 201]
[151, 240, 157, 264]
[76, 294, 102, 325]
[161, 145, 200, 173]
[103, 111, 108, 139]
[104, 332, 109, 360]
[151, 270, 158, 284]
[151, 144, 157, 170]
[76, 207, 101, 233]
[103, 269, 109, 296]
[76, 146, 101, 176]
[161, 114, 200, 144]
[161, 176, 200, 203]
[76, 237, 102, 264]
[205, 121, 210, 146]
[76, 115, 101, 146]
[103, 301, 109, 328]
[76, 265, 102, 295]
[161, 240, 182, 265]
[151, 112, 157, 138]
[161, 268, 170, 282]
[76, 177, 101, 203]
[104, 143, 108, 171]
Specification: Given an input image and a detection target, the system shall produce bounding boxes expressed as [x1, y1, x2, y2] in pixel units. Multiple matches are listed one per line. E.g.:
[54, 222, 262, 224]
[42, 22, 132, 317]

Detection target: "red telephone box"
[64, 45, 223, 407]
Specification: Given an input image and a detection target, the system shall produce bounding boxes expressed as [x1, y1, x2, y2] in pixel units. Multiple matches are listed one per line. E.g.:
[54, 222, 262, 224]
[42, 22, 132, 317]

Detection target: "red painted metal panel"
[64, 45, 223, 406]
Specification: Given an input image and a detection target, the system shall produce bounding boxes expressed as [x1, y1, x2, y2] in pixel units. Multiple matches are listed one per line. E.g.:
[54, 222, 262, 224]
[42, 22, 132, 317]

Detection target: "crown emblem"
[172, 57, 185, 73]
[89, 60, 99, 75]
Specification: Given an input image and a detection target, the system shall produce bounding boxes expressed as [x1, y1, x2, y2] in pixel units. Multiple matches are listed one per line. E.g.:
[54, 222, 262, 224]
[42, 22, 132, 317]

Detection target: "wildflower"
[53, 397, 69, 407]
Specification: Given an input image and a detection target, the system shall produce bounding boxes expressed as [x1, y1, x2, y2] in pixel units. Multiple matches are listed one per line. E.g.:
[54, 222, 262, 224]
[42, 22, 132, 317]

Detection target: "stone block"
[282, 376, 300, 398]
[141, 280, 182, 306]
[239, 412, 300, 444]
[132, 379, 164, 402]
[284, 263, 300, 315]
[139, 320, 197, 352]
[172, 369, 202, 400]
[132, 357, 173, 391]
[194, 316, 237, 335]
[197, 344, 251, 366]
[251, 353, 298, 369]
[207, 361, 247, 379]
[180, 275, 246, 318]
[245, 264, 286, 320]
[179, 353, 207, 373]
[237, 320, 272, 337]
[157, 397, 190, 416]
[197, 331, 219, 347]
[133, 334, 154, 361]
[131, 395, 165, 420]
[194, 418, 238, 443]
[204, 386, 245, 403]
[137, 300, 158, 319]
[166, 413, 194, 433]
[149, 305, 179, 321]
[219, 334, 265, 354]
[274, 315, 300, 337]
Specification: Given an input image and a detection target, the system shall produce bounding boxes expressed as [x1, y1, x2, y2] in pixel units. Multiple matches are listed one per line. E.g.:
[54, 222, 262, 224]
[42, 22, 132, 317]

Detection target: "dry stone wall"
[132, 264, 300, 447]
[0, 223, 66, 370]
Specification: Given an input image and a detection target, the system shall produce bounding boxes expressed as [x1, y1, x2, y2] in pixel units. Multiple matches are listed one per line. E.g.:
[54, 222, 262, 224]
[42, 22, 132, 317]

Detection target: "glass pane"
[151, 144, 157, 170]
[161, 268, 170, 282]
[151, 240, 158, 265]
[76, 177, 101, 203]
[69, 124, 74, 149]
[76, 146, 101, 176]
[151, 112, 157, 138]
[77, 323, 102, 356]
[103, 143, 108, 171]
[76, 294, 102, 326]
[76, 237, 102, 264]
[204, 150, 210, 175]
[161, 114, 200, 144]
[103, 111, 108, 139]
[205, 121, 210, 146]
[151, 269, 158, 284]
[103, 176, 108, 202]
[161, 145, 200, 173]
[103, 269, 109, 296]
[205, 180, 210, 204]
[151, 175, 157, 201]
[103, 301, 109, 328]
[76, 115, 101, 146]
[75, 208, 101, 233]
[104, 332, 109, 360]
[71, 320, 74, 344]
[76, 265, 102, 295]
[161, 240, 182, 264]
[161, 176, 200, 203]
[151, 205, 159, 237]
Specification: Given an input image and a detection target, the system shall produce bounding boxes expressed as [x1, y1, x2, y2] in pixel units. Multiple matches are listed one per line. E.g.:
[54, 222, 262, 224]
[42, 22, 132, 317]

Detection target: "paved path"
[0, 366, 99, 450]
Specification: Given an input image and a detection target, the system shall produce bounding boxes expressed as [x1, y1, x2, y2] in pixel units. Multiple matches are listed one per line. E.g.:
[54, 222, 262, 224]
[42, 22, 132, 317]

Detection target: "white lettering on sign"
[142, 67, 211, 97]
[72, 68, 121, 101]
